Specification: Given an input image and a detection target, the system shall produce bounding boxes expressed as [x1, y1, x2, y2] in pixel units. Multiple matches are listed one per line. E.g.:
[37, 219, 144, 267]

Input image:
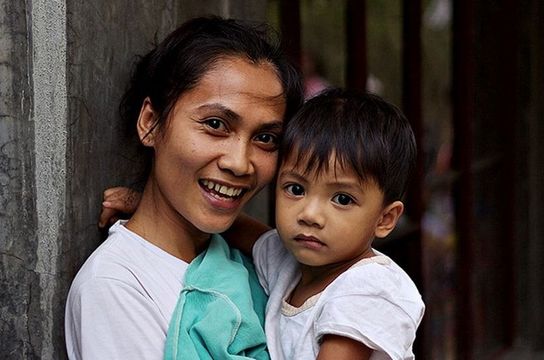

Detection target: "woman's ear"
[137, 97, 158, 147]
[375, 201, 404, 238]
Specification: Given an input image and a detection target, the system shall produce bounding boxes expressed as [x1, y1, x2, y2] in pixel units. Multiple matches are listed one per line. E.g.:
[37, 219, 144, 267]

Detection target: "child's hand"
[98, 187, 141, 229]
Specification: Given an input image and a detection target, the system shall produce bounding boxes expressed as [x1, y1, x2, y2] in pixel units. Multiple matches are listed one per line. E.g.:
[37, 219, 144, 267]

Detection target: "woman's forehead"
[195, 58, 282, 100]
[169, 56, 286, 126]
[200, 56, 284, 99]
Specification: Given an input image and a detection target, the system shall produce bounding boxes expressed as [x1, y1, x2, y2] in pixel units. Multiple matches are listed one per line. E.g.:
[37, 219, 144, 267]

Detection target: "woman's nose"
[217, 138, 254, 176]
[297, 198, 325, 229]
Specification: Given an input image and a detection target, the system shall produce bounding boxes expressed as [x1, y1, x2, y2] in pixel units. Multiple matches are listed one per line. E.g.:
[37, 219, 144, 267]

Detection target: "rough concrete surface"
[0, 0, 40, 358]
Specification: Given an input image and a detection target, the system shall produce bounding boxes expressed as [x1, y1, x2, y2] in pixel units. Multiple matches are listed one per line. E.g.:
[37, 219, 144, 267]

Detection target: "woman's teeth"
[201, 180, 243, 197]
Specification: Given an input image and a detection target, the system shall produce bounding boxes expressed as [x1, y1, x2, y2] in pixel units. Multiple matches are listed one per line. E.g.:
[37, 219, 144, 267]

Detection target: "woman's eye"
[285, 184, 305, 196]
[332, 194, 354, 206]
[254, 133, 278, 145]
[204, 118, 227, 132]
[254, 133, 279, 151]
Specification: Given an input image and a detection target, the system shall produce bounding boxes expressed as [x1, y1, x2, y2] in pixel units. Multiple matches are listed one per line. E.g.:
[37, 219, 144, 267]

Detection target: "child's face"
[275, 155, 389, 267]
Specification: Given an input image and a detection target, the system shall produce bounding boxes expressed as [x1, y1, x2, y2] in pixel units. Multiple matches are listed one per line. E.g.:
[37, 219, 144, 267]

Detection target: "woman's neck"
[126, 179, 210, 262]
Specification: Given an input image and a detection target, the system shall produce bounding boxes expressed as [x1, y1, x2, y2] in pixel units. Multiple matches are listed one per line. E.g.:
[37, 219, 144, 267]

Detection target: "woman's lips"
[200, 179, 246, 197]
[199, 179, 247, 211]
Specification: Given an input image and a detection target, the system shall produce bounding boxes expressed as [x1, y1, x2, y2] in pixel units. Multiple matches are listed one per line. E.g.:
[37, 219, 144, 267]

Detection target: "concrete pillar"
[0, 1, 268, 358]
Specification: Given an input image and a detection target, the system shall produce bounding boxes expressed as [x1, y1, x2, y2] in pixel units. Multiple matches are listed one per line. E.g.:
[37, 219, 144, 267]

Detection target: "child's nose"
[296, 199, 325, 229]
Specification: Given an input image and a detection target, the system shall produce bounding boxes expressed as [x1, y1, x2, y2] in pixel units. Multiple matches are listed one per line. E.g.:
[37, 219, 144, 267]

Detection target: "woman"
[65, 16, 303, 359]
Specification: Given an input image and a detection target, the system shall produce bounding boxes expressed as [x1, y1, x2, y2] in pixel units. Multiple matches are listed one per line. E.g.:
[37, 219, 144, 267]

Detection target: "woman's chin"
[195, 216, 237, 235]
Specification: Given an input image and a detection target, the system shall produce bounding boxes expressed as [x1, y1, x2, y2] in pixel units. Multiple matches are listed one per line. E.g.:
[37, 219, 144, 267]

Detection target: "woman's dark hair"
[279, 88, 417, 204]
[121, 16, 303, 181]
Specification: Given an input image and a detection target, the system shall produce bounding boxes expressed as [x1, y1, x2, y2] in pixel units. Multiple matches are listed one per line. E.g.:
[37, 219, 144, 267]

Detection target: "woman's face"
[142, 56, 286, 234]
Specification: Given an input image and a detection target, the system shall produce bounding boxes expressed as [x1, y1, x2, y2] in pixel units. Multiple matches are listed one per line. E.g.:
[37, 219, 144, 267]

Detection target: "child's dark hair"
[121, 16, 303, 180]
[280, 88, 417, 204]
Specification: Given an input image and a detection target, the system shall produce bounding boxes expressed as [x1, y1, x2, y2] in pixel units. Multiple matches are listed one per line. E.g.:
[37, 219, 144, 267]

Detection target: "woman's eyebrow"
[197, 103, 240, 122]
[258, 121, 283, 132]
[197, 103, 283, 130]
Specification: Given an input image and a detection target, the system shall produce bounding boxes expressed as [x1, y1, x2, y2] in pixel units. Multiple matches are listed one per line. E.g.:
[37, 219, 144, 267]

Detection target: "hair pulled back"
[121, 16, 303, 179]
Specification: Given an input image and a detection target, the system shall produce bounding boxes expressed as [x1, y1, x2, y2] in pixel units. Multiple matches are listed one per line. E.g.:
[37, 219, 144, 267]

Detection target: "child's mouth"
[294, 234, 326, 249]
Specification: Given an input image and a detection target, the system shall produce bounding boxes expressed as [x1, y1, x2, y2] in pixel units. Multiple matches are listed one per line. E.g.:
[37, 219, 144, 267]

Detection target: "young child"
[101, 88, 424, 359]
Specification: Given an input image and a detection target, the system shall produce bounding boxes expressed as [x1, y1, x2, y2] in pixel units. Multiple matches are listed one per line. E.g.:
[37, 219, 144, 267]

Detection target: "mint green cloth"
[164, 234, 270, 360]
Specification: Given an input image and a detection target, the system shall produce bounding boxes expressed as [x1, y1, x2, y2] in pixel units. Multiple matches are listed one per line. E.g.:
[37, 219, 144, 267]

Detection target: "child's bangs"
[282, 130, 370, 184]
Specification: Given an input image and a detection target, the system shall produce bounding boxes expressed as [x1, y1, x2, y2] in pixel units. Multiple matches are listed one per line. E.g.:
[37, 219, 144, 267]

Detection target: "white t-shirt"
[253, 230, 425, 360]
[65, 220, 188, 360]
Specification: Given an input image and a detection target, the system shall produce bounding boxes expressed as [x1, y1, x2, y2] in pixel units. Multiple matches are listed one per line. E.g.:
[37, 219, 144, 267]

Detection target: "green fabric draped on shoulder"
[164, 234, 269, 360]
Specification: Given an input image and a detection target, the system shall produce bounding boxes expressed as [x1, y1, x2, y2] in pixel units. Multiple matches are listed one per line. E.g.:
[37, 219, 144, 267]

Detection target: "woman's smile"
[199, 179, 249, 210]
[200, 179, 246, 198]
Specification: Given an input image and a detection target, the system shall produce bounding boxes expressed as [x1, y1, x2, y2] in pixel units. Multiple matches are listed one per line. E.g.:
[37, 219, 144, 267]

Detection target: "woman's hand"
[98, 187, 141, 229]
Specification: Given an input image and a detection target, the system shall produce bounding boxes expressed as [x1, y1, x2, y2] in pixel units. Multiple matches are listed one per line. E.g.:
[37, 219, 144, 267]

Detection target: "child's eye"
[203, 118, 227, 132]
[332, 193, 354, 206]
[285, 184, 305, 196]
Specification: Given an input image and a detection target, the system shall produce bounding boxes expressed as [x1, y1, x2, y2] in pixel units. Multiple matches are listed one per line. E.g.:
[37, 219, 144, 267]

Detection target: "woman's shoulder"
[69, 221, 187, 297]
[68, 225, 141, 292]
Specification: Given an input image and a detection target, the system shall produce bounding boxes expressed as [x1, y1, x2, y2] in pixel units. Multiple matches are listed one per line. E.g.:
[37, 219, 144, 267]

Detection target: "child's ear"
[137, 97, 158, 147]
[375, 201, 404, 238]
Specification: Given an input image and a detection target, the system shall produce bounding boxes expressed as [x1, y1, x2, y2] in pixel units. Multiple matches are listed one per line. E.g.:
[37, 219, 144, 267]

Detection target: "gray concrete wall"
[0, 1, 268, 358]
[0, 0, 38, 358]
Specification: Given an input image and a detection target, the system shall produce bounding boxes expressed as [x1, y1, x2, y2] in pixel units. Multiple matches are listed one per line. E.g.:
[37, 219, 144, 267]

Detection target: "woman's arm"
[317, 335, 373, 360]
[221, 212, 271, 256]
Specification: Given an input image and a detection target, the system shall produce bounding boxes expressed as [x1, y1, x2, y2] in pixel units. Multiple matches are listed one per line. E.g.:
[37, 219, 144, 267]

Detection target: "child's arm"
[99, 187, 141, 228]
[317, 335, 372, 360]
[98, 186, 270, 256]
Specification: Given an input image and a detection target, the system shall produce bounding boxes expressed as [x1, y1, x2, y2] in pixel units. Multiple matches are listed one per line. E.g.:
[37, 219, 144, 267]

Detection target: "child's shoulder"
[320, 252, 425, 326]
[327, 251, 422, 301]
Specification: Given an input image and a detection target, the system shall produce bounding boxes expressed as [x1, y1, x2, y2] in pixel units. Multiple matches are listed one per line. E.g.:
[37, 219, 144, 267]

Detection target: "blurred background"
[1, 0, 542, 359]
[270, 1, 544, 358]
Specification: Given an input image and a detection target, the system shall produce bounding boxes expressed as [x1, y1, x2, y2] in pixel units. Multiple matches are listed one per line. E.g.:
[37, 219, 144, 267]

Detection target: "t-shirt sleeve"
[252, 229, 289, 295]
[314, 266, 425, 360]
[65, 277, 166, 360]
